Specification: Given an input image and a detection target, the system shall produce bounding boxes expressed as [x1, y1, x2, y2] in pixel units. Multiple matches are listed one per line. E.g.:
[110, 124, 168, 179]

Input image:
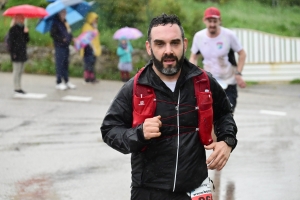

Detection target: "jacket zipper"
[173, 90, 180, 192]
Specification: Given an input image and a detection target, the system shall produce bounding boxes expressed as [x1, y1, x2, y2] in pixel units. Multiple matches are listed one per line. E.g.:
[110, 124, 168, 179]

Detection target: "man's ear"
[184, 38, 188, 52]
[145, 41, 152, 56]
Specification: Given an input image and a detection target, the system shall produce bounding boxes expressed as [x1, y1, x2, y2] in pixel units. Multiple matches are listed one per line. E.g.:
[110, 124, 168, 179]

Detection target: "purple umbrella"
[113, 27, 143, 40]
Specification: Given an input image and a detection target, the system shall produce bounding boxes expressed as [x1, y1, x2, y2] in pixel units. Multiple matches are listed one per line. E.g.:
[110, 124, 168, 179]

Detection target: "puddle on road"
[13, 176, 59, 200]
[212, 171, 236, 200]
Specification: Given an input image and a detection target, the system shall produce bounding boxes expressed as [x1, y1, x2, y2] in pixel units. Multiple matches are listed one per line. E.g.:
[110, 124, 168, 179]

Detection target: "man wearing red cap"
[189, 7, 246, 112]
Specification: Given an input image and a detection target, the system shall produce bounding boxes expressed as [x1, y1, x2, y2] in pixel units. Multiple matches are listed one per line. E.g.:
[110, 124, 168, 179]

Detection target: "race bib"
[189, 177, 213, 200]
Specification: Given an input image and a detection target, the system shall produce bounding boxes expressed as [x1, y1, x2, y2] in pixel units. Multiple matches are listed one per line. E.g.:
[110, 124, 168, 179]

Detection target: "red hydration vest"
[132, 67, 213, 145]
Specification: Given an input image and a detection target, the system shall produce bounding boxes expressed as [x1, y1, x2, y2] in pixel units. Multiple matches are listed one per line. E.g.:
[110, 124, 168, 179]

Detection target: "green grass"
[245, 81, 259, 86]
[290, 79, 300, 84]
[178, 0, 300, 39]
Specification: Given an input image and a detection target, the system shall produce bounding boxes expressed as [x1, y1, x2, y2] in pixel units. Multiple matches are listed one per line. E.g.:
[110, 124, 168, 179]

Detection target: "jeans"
[55, 46, 69, 84]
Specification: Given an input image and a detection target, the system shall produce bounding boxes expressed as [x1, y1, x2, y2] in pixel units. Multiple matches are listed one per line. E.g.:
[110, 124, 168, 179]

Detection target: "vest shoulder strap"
[133, 67, 154, 97]
[193, 68, 210, 93]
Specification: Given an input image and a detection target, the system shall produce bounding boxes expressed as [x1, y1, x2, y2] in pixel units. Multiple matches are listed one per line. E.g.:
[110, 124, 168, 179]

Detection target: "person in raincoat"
[116, 37, 133, 82]
[8, 14, 29, 94]
[80, 12, 102, 83]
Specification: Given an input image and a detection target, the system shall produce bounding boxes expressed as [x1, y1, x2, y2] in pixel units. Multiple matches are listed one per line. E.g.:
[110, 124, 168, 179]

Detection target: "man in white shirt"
[189, 7, 246, 111]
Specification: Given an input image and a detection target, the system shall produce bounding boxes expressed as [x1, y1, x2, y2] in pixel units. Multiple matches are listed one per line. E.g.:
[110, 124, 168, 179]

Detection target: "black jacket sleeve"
[100, 80, 151, 154]
[208, 73, 238, 150]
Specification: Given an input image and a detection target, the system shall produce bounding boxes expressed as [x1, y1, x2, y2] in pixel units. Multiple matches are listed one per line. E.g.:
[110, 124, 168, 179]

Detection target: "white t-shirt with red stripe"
[191, 27, 243, 88]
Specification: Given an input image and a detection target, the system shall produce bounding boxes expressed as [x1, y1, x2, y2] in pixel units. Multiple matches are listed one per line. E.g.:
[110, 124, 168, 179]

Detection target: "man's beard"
[151, 49, 185, 76]
[208, 26, 217, 35]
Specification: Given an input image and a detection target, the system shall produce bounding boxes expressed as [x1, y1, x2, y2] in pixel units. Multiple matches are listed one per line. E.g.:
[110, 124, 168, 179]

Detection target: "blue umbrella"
[46, 0, 84, 6]
[36, 0, 83, 33]
[72, 1, 92, 17]
[65, 7, 83, 25]
[69, 1, 98, 30]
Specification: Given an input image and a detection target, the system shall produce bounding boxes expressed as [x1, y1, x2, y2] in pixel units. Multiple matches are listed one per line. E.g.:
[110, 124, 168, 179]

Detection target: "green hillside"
[180, 0, 300, 38]
[1, 0, 299, 51]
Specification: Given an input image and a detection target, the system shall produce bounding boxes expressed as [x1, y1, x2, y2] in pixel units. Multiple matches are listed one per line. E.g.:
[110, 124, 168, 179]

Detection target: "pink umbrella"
[74, 30, 98, 50]
[3, 4, 48, 18]
[113, 27, 143, 40]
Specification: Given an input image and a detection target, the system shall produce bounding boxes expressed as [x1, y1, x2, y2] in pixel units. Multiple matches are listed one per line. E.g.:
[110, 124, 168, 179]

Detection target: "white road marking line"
[260, 110, 286, 116]
[13, 93, 47, 99]
[62, 95, 92, 102]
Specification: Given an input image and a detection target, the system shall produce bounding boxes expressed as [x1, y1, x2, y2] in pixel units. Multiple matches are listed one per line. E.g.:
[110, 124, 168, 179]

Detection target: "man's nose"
[164, 43, 173, 54]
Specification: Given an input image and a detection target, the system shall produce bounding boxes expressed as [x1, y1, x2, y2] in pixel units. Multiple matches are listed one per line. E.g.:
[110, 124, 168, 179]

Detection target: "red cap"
[204, 7, 221, 19]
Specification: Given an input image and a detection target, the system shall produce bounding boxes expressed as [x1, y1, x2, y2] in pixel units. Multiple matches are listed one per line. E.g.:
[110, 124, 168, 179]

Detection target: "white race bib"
[189, 177, 213, 200]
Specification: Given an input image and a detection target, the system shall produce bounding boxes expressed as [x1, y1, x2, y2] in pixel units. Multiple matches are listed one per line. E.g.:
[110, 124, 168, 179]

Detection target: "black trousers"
[224, 84, 238, 112]
[131, 187, 190, 200]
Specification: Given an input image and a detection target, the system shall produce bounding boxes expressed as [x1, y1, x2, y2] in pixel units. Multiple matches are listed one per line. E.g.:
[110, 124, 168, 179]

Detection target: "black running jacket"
[101, 58, 237, 193]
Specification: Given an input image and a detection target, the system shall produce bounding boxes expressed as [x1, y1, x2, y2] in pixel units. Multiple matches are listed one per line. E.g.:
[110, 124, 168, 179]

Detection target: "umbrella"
[72, 1, 96, 17]
[113, 27, 143, 40]
[65, 6, 84, 25]
[69, 1, 98, 30]
[3, 4, 48, 18]
[73, 30, 98, 50]
[46, 0, 84, 6]
[60, 0, 83, 6]
[35, 0, 83, 34]
[46, 0, 96, 17]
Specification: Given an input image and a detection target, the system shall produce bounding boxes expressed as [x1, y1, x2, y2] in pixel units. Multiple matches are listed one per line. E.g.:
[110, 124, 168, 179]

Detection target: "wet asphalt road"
[0, 72, 299, 200]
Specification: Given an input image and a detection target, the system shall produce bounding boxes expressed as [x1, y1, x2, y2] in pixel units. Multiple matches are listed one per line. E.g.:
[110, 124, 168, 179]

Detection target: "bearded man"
[101, 13, 237, 200]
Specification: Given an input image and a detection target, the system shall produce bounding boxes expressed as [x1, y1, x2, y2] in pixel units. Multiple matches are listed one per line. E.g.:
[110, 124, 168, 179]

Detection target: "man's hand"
[205, 141, 232, 171]
[235, 74, 246, 88]
[143, 115, 162, 140]
[24, 27, 29, 33]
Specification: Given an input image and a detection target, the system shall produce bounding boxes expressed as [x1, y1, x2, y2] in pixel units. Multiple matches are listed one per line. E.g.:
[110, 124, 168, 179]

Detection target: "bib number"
[190, 177, 213, 200]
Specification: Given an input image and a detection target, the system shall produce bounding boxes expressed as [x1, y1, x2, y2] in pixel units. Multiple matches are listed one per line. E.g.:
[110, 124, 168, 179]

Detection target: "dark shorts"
[131, 187, 190, 200]
[224, 84, 238, 111]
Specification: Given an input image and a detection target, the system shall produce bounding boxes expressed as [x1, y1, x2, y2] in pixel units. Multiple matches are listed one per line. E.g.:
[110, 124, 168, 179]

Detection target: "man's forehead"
[150, 24, 182, 39]
[152, 23, 180, 30]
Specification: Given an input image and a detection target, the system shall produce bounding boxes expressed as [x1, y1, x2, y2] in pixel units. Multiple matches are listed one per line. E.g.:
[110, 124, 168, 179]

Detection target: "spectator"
[116, 37, 133, 82]
[9, 14, 29, 94]
[50, 9, 76, 90]
[80, 12, 101, 83]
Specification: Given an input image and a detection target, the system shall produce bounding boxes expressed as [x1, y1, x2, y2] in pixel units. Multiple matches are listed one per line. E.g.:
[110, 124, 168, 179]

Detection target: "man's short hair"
[147, 13, 185, 42]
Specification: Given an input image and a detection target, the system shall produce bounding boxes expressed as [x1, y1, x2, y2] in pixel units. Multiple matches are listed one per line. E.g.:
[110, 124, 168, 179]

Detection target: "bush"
[95, 0, 146, 29]
[255, 0, 300, 6]
[6, 0, 47, 8]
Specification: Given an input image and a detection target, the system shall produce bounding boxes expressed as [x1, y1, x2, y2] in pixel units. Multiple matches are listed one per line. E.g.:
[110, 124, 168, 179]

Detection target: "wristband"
[235, 71, 242, 76]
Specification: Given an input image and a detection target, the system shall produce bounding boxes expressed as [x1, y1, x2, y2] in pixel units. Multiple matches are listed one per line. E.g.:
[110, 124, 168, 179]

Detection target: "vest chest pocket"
[132, 94, 156, 127]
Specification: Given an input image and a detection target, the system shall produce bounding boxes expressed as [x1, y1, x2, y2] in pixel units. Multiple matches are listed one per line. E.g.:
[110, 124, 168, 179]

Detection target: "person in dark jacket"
[9, 14, 29, 94]
[50, 9, 76, 90]
[100, 14, 238, 200]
